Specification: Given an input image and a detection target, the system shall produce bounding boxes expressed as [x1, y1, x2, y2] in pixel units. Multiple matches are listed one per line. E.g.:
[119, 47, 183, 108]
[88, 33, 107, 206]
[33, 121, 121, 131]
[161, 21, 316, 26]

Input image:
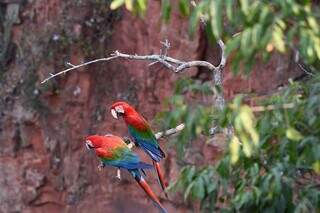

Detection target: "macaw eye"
[115, 106, 124, 114]
[85, 140, 94, 149]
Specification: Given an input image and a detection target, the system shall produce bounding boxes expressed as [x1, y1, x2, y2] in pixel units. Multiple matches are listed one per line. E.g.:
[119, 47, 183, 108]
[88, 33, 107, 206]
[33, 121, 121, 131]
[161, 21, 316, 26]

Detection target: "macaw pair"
[85, 101, 168, 213]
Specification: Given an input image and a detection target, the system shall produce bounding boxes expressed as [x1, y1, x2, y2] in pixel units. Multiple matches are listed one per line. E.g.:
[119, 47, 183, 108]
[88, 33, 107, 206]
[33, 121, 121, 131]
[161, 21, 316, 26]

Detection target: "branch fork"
[41, 39, 225, 84]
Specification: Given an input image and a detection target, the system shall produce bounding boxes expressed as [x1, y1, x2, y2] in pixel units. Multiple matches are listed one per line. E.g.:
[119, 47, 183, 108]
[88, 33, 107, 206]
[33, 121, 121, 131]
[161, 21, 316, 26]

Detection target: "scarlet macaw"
[85, 134, 167, 213]
[110, 101, 168, 197]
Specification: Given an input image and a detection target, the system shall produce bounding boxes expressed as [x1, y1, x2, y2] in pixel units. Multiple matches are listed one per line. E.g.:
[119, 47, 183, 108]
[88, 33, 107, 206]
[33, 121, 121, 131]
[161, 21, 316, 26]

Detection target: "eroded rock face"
[0, 1, 302, 212]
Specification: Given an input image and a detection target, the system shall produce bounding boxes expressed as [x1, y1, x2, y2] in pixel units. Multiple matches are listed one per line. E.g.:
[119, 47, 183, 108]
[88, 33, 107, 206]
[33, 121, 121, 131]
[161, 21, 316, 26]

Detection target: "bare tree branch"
[214, 39, 227, 110]
[210, 39, 228, 135]
[251, 103, 295, 112]
[217, 40, 227, 70]
[111, 51, 217, 72]
[155, 123, 185, 139]
[41, 40, 220, 84]
[41, 40, 228, 138]
[40, 56, 119, 84]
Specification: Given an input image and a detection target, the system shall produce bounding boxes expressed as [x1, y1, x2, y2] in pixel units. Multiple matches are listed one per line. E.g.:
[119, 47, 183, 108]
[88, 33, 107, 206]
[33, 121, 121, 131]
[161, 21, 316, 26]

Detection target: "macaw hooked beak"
[111, 106, 124, 119]
[111, 109, 118, 119]
[85, 140, 94, 150]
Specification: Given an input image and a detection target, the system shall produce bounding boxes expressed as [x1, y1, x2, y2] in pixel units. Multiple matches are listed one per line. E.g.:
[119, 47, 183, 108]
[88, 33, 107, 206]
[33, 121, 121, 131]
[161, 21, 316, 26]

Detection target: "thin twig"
[251, 103, 295, 112]
[294, 49, 314, 76]
[41, 56, 119, 84]
[217, 40, 226, 70]
[229, 103, 295, 112]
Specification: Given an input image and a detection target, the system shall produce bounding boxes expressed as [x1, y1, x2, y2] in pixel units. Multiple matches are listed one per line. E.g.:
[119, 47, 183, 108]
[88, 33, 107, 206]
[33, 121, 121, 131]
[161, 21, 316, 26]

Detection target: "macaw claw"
[116, 169, 121, 180]
[98, 163, 105, 171]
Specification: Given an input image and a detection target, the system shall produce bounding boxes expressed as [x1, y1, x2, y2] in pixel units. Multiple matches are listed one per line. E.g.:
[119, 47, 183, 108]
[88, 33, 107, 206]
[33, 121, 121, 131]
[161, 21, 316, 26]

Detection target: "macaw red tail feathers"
[133, 174, 168, 213]
[153, 161, 169, 198]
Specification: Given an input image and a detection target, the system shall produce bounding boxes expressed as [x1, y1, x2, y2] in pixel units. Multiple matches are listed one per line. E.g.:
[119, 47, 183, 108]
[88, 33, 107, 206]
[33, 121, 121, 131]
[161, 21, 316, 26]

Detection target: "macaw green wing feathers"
[128, 125, 165, 162]
[96, 147, 152, 170]
[128, 125, 157, 145]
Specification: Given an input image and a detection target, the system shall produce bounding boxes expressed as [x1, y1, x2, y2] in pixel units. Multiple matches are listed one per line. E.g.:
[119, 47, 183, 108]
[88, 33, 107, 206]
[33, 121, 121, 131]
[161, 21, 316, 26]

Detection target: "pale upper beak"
[85, 140, 94, 150]
[111, 109, 118, 119]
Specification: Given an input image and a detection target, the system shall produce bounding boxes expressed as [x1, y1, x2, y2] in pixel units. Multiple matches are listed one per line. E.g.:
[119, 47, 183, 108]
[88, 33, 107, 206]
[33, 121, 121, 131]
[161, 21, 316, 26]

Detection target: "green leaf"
[230, 136, 241, 164]
[184, 181, 195, 200]
[210, 0, 223, 38]
[193, 177, 205, 199]
[307, 17, 319, 34]
[125, 0, 133, 11]
[225, 37, 240, 55]
[286, 127, 303, 141]
[240, 0, 249, 16]
[226, 0, 234, 21]
[272, 24, 286, 53]
[240, 29, 252, 57]
[161, 0, 171, 23]
[242, 137, 252, 157]
[179, 0, 190, 16]
[110, 0, 125, 10]
[312, 161, 320, 174]
[189, 1, 205, 37]
[252, 24, 263, 48]
[238, 105, 259, 146]
[136, 0, 147, 14]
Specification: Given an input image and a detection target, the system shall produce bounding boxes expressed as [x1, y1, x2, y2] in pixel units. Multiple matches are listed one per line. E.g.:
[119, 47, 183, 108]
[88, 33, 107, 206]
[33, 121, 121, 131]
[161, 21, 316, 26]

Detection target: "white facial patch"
[85, 140, 93, 150]
[111, 106, 124, 119]
[111, 109, 118, 119]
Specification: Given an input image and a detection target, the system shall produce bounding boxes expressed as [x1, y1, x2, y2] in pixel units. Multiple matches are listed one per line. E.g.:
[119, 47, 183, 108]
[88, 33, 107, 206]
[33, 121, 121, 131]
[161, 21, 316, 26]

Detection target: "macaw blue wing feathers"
[128, 125, 165, 162]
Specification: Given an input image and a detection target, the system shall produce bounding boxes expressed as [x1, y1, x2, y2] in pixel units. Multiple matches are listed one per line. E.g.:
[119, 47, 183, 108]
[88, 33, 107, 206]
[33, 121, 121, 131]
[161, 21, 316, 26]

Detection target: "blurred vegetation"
[161, 77, 320, 212]
[111, 0, 320, 212]
[111, 0, 320, 73]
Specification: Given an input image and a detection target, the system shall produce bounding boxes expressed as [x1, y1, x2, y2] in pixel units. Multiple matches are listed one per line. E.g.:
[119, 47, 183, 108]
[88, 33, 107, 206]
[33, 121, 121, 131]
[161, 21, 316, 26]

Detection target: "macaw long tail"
[153, 161, 169, 198]
[131, 170, 168, 213]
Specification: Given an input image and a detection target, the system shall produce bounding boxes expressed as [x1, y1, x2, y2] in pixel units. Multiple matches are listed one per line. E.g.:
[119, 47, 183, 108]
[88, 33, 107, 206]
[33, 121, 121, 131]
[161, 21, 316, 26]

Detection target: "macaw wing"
[128, 125, 165, 162]
[97, 147, 152, 170]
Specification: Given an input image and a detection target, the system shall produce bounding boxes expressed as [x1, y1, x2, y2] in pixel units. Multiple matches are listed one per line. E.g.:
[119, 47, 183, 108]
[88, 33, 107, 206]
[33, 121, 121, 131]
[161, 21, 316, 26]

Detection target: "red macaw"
[110, 101, 168, 197]
[85, 134, 167, 213]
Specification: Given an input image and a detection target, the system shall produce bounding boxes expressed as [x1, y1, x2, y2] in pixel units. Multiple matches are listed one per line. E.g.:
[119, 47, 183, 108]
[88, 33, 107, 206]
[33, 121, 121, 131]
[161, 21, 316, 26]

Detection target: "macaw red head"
[110, 101, 134, 119]
[85, 135, 104, 150]
[85, 134, 124, 151]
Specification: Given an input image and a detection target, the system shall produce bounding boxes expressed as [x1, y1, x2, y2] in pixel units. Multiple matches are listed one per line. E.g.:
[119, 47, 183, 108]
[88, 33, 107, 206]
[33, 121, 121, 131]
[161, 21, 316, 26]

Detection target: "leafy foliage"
[110, 0, 320, 74]
[110, 0, 147, 16]
[156, 79, 214, 158]
[165, 77, 320, 212]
